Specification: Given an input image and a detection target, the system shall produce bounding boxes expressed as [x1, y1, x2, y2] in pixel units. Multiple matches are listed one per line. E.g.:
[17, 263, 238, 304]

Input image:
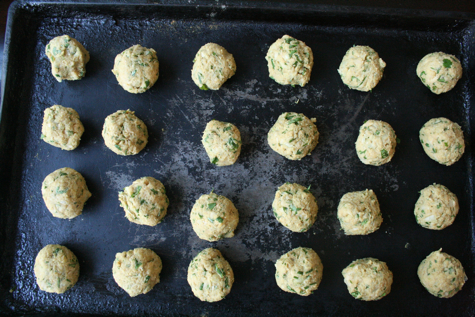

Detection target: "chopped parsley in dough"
[102, 110, 148, 156]
[192, 43, 236, 90]
[187, 248, 234, 302]
[418, 249, 467, 298]
[414, 184, 459, 230]
[337, 189, 382, 235]
[275, 247, 323, 296]
[416, 52, 462, 94]
[265, 35, 314, 87]
[112, 44, 159, 93]
[41, 105, 84, 151]
[119, 177, 169, 226]
[267, 112, 319, 160]
[338, 45, 386, 92]
[202, 120, 242, 166]
[355, 120, 397, 166]
[45, 35, 89, 82]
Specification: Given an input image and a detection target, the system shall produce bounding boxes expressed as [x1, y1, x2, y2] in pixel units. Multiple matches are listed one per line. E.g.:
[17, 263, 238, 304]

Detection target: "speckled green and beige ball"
[275, 247, 323, 296]
[267, 112, 319, 160]
[192, 43, 236, 90]
[187, 248, 234, 302]
[337, 189, 382, 235]
[190, 192, 239, 242]
[34, 244, 80, 294]
[112, 248, 162, 297]
[416, 52, 462, 94]
[355, 120, 397, 166]
[414, 184, 459, 230]
[119, 177, 169, 226]
[41, 105, 84, 151]
[202, 120, 242, 166]
[272, 183, 318, 232]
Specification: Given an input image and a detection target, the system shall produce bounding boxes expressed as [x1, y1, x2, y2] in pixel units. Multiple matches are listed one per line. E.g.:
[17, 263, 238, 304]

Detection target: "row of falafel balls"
[35, 35, 466, 301]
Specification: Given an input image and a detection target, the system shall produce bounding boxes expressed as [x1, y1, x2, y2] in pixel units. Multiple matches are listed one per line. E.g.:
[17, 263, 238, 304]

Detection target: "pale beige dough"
[414, 184, 459, 230]
[275, 247, 323, 296]
[202, 120, 241, 166]
[41, 167, 91, 219]
[337, 189, 382, 235]
[187, 248, 234, 302]
[338, 45, 386, 92]
[416, 52, 462, 94]
[267, 112, 319, 160]
[265, 35, 313, 87]
[342, 257, 393, 301]
[34, 244, 80, 294]
[272, 183, 318, 232]
[112, 44, 159, 93]
[45, 35, 89, 82]
[119, 177, 169, 226]
[190, 192, 239, 242]
[355, 120, 397, 166]
[191, 43, 236, 90]
[112, 248, 162, 297]
[418, 249, 467, 298]
[41, 105, 84, 151]
[419, 117, 465, 166]
[102, 110, 148, 156]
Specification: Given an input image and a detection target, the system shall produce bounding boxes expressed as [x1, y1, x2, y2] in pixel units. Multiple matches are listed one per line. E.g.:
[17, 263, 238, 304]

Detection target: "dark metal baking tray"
[1, 0, 474, 316]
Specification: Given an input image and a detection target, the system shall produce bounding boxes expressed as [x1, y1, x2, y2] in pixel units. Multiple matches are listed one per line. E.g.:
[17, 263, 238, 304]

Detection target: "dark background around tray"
[1, 1, 475, 316]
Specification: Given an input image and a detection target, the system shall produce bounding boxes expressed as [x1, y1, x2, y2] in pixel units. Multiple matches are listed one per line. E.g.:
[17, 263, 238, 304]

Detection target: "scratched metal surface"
[0, 1, 474, 316]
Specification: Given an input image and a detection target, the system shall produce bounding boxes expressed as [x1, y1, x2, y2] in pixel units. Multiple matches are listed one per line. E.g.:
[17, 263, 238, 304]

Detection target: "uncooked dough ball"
[338, 45, 386, 92]
[414, 184, 459, 230]
[34, 244, 80, 294]
[191, 43, 236, 90]
[337, 189, 382, 235]
[102, 110, 148, 156]
[418, 249, 467, 298]
[355, 120, 397, 166]
[112, 248, 162, 297]
[416, 52, 462, 94]
[272, 183, 318, 232]
[419, 117, 465, 166]
[118, 177, 169, 226]
[190, 192, 239, 242]
[342, 257, 393, 301]
[187, 248, 234, 302]
[41, 105, 84, 151]
[275, 247, 323, 296]
[267, 112, 319, 160]
[41, 167, 91, 219]
[112, 44, 159, 94]
[202, 120, 242, 166]
[265, 35, 313, 87]
[45, 35, 90, 82]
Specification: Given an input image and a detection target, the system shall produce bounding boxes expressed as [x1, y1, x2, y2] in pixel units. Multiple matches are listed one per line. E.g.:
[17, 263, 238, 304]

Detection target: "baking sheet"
[0, 1, 474, 315]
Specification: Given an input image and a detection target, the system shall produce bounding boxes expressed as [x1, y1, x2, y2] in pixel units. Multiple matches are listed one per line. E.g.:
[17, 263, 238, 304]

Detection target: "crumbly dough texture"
[268, 112, 319, 160]
[192, 43, 236, 90]
[418, 249, 467, 298]
[112, 44, 159, 94]
[275, 247, 323, 296]
[202, 120, 242, 166]
[342, 257, 393, 301]
[102, 110, 148, 156]
[112, 248, 162, 297]
[45, 35, 90, 82]
[265, 35, 314, 87]
[41, 105, 84, 151]
[41, 167, 91, 219]
[190, 192, 239, 242]
[355, 120, 397, 166]
[414, 184, 459, 230]
[119, 177, 169, 226]
[337, 189, 382, 235]
[416, 52, 463, 94]
[419, 117, 465, 166]
[34, 244, 80, 294]
[272, 183, 318, 232]
[187, 248, 234, 302]
[338, 45, 386, 92]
